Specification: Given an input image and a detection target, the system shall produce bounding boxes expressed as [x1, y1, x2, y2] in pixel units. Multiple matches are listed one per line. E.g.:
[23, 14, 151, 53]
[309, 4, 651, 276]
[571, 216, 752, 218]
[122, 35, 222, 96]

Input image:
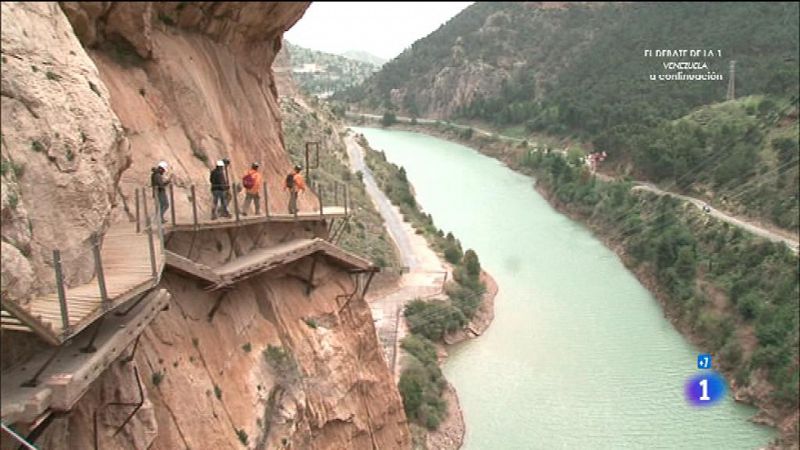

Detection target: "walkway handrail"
[2, 184, 167, 344]
[160, 178, 350, 227]
[5, 171, 352, 345]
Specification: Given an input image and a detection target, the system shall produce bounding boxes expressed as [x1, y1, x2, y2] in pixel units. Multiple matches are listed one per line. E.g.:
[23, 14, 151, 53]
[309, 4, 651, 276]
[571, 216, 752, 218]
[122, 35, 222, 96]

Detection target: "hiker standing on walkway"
[210, 160, 231, 219]
[284, 164, 306, 214]
[241, 162, 263, 216]
[222, 157, 232, 204]
[151, 161, 171, 223]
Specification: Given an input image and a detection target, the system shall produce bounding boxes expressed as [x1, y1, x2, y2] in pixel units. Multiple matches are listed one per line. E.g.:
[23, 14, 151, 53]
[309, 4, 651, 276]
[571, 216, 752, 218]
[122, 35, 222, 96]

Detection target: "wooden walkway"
[165, 238, 373, 290]
[167, 207, 347, 232]
[1, 204, 346, 345]
[0, 175, 355, 436]
[1, 221, 164, 345]
[1, 289, 170, 425]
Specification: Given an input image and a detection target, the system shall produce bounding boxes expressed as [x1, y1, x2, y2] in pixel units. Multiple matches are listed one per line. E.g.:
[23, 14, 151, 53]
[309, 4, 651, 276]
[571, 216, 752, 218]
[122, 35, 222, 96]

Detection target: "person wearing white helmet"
[209, 159, 230, 219]
[151, 161, 171, 223]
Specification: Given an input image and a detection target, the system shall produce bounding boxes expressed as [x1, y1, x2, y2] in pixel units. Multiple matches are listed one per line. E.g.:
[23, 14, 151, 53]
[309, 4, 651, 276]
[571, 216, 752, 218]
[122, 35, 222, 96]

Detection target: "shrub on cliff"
[399, 336, 447, 430]
[263, 344, 298, 382]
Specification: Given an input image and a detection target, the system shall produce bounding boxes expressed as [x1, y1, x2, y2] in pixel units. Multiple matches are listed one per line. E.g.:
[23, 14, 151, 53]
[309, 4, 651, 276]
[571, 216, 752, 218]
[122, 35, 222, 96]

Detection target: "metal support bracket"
[335, 273, 361, 313]
[305, 255, 319, 296]
[361, 270, 376, 299]
[121, 334, 141, 364]
[80, 316, 106, 354]
[207, 292, 228, 322]
[93, 365, 145, 450]
[226, 228, 241, 263]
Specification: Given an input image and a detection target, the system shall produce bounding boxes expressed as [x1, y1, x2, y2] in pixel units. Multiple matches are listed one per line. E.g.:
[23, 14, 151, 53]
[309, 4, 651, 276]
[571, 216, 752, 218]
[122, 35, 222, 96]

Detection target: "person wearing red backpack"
[241, 162, 263, 216]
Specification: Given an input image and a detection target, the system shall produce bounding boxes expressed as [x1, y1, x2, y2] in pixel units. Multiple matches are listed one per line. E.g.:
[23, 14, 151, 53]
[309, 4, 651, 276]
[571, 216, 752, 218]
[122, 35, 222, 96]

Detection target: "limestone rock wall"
[2, 2, 410, 449]
[1, 2, 129, 300]
[39, 224, 410, 449]
[59, 1, 319, 226]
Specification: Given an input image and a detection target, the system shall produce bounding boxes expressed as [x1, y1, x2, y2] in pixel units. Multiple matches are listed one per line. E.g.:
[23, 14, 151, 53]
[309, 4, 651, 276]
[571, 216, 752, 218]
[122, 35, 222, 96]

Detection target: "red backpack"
[242, 172, 256, 189]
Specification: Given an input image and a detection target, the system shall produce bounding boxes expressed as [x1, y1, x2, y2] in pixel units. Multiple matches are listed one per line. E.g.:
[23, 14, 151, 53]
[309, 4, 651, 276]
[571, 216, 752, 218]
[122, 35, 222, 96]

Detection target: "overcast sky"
[285, 2, 474, 61]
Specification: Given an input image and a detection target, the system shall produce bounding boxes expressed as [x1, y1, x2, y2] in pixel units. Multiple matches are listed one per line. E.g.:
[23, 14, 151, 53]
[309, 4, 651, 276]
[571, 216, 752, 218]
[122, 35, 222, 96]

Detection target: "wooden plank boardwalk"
[1, 289, 170, 425]
[0, 206, 347, 345]
[0, 184, 354, 433]
[1, 221, 164, 345]
[164, 238, 373, 290]
[167, 207, 347, 232]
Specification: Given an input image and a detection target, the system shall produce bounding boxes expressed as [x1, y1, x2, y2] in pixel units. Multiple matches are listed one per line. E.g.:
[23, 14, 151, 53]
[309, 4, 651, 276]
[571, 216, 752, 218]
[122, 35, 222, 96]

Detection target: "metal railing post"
[232, 182, 240, 223]
[92, 233, 109, 308]
[141, 187, 149, 227]
[191, 185, 198, 230]
[135, 188, 140, 233]
[145, 215, 157, 277]
[169, 183, 176, 225]
[53, 249, 70, 336]
[334, 183, 339, 205]
[319, 184, 324, 218]
[344, 184, 349, 215]
[154, 194, 165, 255]
[263, 181, 270, 219]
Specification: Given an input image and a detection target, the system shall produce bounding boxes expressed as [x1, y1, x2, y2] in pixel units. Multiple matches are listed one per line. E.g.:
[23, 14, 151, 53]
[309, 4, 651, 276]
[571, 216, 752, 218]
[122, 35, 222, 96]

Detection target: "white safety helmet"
[216, 160, 225, 167]
[158, 161, 168, 169]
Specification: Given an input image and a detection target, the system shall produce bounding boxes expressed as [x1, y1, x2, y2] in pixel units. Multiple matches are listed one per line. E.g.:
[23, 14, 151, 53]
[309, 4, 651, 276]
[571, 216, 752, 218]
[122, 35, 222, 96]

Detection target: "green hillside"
[340, 2, 799, 232]
[631, 96, 799, 231]
[285, 41, 378, 97]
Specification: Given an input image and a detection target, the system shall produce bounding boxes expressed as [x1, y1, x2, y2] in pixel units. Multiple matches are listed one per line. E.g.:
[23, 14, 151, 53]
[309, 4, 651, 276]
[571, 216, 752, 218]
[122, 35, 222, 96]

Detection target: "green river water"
[353, 127, 776, 450]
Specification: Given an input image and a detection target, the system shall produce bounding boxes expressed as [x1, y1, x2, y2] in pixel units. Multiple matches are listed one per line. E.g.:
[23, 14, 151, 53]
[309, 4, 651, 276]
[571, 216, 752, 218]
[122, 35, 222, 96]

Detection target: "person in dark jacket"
[210, 160, 231, 219]
[151, 161, 170, 223]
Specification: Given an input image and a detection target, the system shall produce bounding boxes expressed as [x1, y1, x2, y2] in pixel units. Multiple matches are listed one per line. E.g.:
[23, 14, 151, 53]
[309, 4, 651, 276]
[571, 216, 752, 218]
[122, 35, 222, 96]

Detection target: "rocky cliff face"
[39, 224, 410, 449]
[58, 1, 320, 223]
[1, 2, 129, 300]
[1, 2, 410, 448]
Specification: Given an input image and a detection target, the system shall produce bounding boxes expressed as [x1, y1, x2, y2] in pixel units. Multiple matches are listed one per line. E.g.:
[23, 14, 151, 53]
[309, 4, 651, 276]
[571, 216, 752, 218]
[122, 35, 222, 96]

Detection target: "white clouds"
[284, 2, 473, 60]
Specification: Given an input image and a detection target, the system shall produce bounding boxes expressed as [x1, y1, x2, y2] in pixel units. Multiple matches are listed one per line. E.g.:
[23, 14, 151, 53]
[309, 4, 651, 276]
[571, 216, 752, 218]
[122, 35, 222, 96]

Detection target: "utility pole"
[726, 60, 736, 101]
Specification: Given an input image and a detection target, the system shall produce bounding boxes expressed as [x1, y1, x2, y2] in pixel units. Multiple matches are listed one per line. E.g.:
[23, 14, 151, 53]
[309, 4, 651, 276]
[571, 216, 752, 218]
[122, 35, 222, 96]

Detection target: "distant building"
[293, 63, 326, 74]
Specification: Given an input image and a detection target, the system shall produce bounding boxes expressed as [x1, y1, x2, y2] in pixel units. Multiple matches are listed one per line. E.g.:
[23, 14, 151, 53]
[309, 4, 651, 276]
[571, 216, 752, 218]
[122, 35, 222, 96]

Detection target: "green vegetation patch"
[398, 335, 447, 430]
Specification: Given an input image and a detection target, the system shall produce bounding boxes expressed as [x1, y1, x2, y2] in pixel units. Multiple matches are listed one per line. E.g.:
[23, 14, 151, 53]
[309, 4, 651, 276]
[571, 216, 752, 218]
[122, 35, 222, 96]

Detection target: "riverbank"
[533, 182, 798, 448]
[350, 117, 800, 252]
[427, 270, 498, 449]
[346, 130, 499, 449]
[444, 271, 498, 345]
[370, 122, 796, 448]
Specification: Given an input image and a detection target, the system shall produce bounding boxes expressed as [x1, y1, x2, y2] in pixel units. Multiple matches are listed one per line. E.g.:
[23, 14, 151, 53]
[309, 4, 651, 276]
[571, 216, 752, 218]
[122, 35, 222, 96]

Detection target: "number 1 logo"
[699, 379, 710, 401]
[685, 372, 725, 406]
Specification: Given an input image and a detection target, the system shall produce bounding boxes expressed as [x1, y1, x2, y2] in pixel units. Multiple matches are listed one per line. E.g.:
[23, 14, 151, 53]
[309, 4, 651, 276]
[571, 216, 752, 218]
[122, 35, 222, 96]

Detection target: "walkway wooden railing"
[154, 180, 351, 233]
[1, 188, 166, 345]
[0, 171, 360, 433]
[1, 178, 354, 346]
